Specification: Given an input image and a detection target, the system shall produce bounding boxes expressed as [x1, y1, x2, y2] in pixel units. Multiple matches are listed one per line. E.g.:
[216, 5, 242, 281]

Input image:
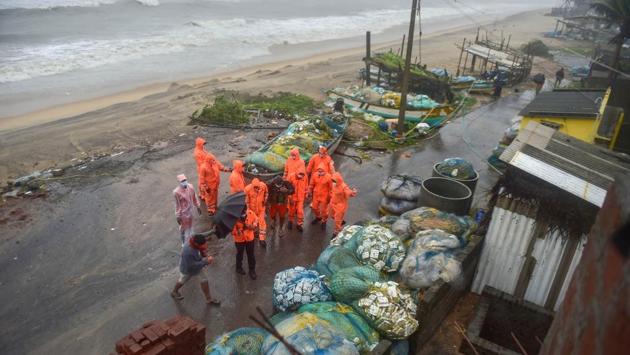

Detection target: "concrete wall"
[540, 178, 630, 355]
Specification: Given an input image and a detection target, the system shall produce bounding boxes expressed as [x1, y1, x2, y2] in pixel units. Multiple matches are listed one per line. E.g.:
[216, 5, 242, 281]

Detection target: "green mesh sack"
[330, 225, 363, 250]
[246, 151, 285, 173]
[206, 327, 269, 355]
[316, 246, 361, 278]
[329, 266, 383, 304]
[298, 302, 380, 353]
[401, 207, 477, 237]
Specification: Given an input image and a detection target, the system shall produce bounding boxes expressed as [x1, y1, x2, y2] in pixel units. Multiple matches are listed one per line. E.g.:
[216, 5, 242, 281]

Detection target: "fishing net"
[330, 225, 363, 250]
[353, 281, 418, 340]
[408, 94, 438, 109]
[390, 218, 411, 241]
[298, 302, 380, 353]
[205, 327, 269, 355]
[273, 267, 332, 312]
[380, 197, 418, 216]
[353, 225, 406, 272]
[328, 265, 383, 304]
[246, 151, 286, 173]
[261, 312, 359, 355]
[435, 157, 476, 180]
[400, 229, 463, 289]
[269, 312, 293, 326]
[380, 175, 423, 202]
[315, 245, 361, 278]
[401, 207, 477, 237]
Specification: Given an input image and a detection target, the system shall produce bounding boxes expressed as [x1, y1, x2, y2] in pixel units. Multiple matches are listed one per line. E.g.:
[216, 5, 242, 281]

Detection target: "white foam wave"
[135, 0, 159, 6]
[0, 0, 118, 10]
[0, 6, 523, 83]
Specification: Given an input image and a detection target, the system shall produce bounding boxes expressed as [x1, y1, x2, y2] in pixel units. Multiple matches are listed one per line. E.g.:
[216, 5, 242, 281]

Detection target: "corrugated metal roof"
[465, 44, 518, 67]
[472, 197, 587, 311]
[518, 90, 604, 118]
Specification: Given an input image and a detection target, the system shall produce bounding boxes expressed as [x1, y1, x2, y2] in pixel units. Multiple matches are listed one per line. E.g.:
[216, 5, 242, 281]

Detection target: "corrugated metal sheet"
[472, 198, 587, 311]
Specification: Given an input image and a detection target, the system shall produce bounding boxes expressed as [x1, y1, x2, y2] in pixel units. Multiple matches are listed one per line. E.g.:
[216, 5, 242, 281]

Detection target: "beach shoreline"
[0, 9, 557, 183]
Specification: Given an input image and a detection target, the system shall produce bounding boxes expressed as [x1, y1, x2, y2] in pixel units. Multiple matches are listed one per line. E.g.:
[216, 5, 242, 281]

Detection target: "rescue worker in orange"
[306, 146, 335, 178]
[329, 172, 357, 236]
[287, 167, 309, 232]
[244, 178, 268, 248]
[229, 160, 246, 193]
[199, 154, 231, 215]
[193, 137, 214, 201]
[232, 208, 258, 280]
[308, 163, 333, 230]
[283, 148, 305, 179]
[268, 176, 294, 238]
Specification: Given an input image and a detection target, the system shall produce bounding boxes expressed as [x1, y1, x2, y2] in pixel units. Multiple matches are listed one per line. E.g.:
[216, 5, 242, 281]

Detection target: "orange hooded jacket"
[284, 148, 305, 179]
[288, 168, 309, 203]
[309, 164, 333, 203]
[230, 160, 246, 193]
[330, 172, 356, 214]
[244, 178, 268, 215]
[194, 137, 214, 174]
[306, 146, 335, 177]
[200, 154, 226, 188]
[232, 209, 258, 243]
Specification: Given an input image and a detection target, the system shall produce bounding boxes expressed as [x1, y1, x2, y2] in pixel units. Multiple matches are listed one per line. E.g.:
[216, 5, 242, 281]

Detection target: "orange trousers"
[255, 209, 267, 241]
[330, 206, 346, 233]
[311, 199, 329, 221]
[203, 186, 218, 214]
[288, 199, 305, 226]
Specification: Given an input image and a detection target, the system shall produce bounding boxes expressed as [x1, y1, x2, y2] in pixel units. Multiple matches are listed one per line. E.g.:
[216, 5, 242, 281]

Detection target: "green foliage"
[243, 92, 316, 118]
[191, 96, 249, 125]
[520, 39, 551, 57]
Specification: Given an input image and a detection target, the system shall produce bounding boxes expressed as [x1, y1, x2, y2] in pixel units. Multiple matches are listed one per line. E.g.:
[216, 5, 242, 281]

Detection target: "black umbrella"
[212, 191, 247, 239]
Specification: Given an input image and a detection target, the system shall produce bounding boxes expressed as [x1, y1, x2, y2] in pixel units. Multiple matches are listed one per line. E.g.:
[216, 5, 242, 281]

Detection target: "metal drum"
[418, 177, 472, 216]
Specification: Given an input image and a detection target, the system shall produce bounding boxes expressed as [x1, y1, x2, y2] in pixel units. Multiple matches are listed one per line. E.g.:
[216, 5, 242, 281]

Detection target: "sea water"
[0, 0, 549, 118]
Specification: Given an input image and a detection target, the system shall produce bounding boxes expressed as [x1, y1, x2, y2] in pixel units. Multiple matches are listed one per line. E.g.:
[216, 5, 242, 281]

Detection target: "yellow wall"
[519, 116, 598, 143]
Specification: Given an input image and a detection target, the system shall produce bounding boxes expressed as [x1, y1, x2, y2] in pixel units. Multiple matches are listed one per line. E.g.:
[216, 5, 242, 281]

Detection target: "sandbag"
[435, 157, 476, 180]
[353, 225, 406, 272]
[380, 197, 417, 216]
[353, 281, 418, 340]
[315, 245, 361, 278]
[400, 229, 463, 289]
[401, 207, 477, 237]
[261, 312, 359, 355]
[206, 327, 269, 355]
[380, 175, 423, 201]
[273, 267, 332, 311]
[298, 302, 380, 353]
[328, 265, 383, 304]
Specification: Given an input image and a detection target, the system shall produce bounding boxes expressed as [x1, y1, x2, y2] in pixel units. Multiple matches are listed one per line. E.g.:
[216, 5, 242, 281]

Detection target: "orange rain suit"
[232, 209, 258, 243]
[193, 137, 216, 201]
[329, 172, 357, 233]
[199, 155, 229, 214]
[245, 178, 268, 241]
[306, 146, 335, 177]
[229, 160, 246, 193]
[283, 148, 305, 179]
[309, 164, 333, 221]
[287, 168, 309, 227]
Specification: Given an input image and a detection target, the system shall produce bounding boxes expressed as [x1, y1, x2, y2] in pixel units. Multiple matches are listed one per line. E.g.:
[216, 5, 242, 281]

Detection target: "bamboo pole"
[456, 38, 466, 77]
[400, 34, 406, 56]
[397, 0, 418, 137]
[365, 31, 371, 86]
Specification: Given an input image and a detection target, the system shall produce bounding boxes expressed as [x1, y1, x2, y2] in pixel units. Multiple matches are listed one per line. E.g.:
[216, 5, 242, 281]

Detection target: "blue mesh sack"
[298, 302, 380, 353]
[316, 245, 361, 278]
[206, 327, 269, 355]
[273, 266, 332, 311]
[329, 265, 384, 304]
[261, 312, 359, 355]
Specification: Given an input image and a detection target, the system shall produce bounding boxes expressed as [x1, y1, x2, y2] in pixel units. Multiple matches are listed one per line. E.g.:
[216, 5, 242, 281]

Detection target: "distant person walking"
[555, 67, 565, 88]
[171, 234, 220, 305]
[308, 164, 333, 230]
[232, 208, 259, 280]
[533, 73, 545, 95]
[173, 174, 201, 245]
[268, 175, 294, 238]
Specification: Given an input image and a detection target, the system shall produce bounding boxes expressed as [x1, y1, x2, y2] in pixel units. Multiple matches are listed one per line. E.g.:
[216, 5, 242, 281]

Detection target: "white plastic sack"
[380, 197, 417, 215]
[380, 175, 422, 201]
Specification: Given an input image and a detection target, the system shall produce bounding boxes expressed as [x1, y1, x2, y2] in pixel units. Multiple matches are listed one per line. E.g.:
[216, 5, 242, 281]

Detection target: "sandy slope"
[0, 10, 557, 183]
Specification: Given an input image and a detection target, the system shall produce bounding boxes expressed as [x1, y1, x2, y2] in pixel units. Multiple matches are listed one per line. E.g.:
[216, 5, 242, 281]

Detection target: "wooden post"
[471, 55, 477, 72]
[400, 34, 406, 56]
[475, 27, 480, 43]
[505, 34, 511, 51]
[365, 31, 371, 86]
[462, 41, 470, 75]
[456, 38, 466, 77]
[397, 0, 418, 137]
[376, 67, 382, 86]
[554, 19, 559, 35]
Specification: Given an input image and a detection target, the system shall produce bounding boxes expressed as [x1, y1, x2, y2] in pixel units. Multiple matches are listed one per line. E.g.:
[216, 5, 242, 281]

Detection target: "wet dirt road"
[0, 91, 534, 354]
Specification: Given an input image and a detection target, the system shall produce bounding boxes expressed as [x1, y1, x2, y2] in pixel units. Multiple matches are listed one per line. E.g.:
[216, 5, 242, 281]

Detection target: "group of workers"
[171, 137, 357, 301]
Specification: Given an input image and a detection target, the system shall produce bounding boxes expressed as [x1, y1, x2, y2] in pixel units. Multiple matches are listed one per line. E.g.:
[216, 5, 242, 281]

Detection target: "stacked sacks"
[297, 302, 380, 353]
[315, 246, 361, 278]
[330, 225, 363, 247]
[261, 312, 359, 355]
[399, 207, 477, 238]
[328, 265, 384, 303]
[205, 327, 269, 355]
[380, 175, 422, 215]
[353, 225, 406, 272]
[400, 230, 463, 289]
[354, 281, 419, 340]
[273, 267, 332, 311]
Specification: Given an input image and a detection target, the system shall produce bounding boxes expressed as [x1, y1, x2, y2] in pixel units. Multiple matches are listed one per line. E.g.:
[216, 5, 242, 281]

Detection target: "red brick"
[128, 343, 142, 355]
[149, 324, 167, 339]
[143, 343, 167, 355]
[115, 338, 135, 353]
[142, 328, 159, 342]
[140, 339, 150, 347]
[130, 330, 145, 343]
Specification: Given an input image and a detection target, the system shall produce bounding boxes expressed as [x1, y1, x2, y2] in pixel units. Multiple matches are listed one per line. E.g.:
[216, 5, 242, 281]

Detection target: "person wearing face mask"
[283, 148, 305, 179]
[306, 146, 335, 178]
[308, 163, 333, 230]
[329, 172, 357, 236]
[173, 174, 202, 245]
[287, 167, 309, 232]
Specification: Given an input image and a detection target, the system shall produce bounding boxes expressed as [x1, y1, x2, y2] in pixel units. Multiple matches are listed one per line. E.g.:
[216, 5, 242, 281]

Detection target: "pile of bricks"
[115, 316, 206, 355]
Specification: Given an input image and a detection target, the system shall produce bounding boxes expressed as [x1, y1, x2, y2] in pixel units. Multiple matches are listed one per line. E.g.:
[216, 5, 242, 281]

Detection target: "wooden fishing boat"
[244, 115, 349, 182]
[327, 91, 452, 126]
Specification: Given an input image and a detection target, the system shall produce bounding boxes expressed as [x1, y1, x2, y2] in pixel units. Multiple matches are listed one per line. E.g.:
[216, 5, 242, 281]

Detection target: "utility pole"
[417, 0, 422, 65]
[365, 31, 371, 86]
[397, 0, 418, 137]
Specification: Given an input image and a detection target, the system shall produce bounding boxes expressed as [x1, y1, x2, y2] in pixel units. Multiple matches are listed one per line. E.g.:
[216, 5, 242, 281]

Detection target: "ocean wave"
[0, 6, 523, 83]
[0, 0, 118, 10]
[135, 0, 159, 6]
